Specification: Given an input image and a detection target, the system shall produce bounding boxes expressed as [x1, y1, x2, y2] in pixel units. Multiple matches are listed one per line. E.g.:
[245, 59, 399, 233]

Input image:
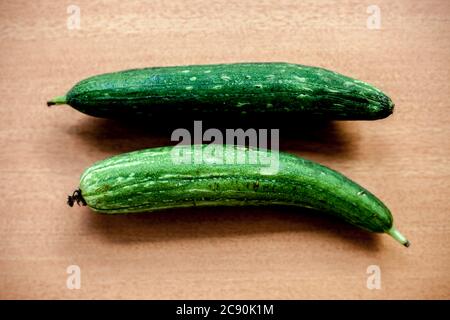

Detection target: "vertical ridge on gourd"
[69, 145, 409, 247]
[48, 62, 394, 120]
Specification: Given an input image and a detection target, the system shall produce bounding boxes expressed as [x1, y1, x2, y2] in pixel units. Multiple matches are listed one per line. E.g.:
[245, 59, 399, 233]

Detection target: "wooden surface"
[1, 0, 449, 299]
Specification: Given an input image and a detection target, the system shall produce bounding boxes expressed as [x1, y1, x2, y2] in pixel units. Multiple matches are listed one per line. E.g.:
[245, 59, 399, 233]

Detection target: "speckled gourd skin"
[79, 144, 393, 233]
[66, 62, 394, 120]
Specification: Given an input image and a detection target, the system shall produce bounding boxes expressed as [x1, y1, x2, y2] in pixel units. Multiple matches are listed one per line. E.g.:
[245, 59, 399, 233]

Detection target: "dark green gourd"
[48, 62, 394, 120]
[69, 145, 408, 247]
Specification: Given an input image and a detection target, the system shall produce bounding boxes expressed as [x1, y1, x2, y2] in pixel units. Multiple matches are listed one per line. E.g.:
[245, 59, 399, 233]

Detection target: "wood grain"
[0, 0, 449, 299]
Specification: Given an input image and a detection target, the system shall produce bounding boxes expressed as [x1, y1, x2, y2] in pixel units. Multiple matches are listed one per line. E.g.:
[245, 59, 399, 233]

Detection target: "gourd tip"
[67, 189, 87, 207]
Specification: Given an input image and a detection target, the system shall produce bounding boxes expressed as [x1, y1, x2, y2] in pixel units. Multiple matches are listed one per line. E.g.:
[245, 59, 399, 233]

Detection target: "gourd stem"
[67, 189, 87, 207]
[387, 227, 410, 247]
[47, 95, 67, 107]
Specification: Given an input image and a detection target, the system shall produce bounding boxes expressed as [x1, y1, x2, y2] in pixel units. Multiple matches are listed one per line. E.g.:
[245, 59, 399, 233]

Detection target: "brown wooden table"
[1, 0, 449, 299]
